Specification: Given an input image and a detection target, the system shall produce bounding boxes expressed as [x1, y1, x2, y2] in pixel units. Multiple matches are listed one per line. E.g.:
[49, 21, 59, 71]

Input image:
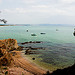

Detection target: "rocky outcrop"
[20, 41, 43, 45]
[25, 49, 36, 55]
[0, 39, 46, 75]
[0, 48, 13, 66]
[0, 38, 19, 51]
[73, 31, 75, 36]
[48, 64, 75, 75]
[0, 38, 19, 66]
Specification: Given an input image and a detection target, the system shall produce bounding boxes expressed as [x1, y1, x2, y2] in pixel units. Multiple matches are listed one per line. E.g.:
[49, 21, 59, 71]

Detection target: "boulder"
[32, 58, 35, 60]
[25, 50, 32, 54]
[25, 49, 36, 55]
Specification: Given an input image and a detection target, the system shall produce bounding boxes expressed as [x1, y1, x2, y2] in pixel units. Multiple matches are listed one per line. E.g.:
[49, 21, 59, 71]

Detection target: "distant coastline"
[0, 24, 15, 26]
[0, 24, 74, 26]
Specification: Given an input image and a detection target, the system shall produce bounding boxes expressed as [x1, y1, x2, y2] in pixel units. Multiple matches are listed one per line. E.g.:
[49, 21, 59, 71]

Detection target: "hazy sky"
[0, 0, 75, 24]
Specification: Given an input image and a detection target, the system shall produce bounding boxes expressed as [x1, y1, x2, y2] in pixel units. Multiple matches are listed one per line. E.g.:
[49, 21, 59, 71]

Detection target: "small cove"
[0, 25, 75, 71]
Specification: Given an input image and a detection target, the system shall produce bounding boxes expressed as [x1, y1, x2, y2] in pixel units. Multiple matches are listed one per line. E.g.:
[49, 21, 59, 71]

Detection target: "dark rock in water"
[32, 58, 35, 60]
[25, 49, 36, 55]
[28, 46, 44, 50]
[35, 41, 42, 43]
[25, 49, 31, 55]
[24, 46, 45, 50]
[73, 31, 75, 36]
[21, 42, 28, 45]
[20, 41, 43, 45]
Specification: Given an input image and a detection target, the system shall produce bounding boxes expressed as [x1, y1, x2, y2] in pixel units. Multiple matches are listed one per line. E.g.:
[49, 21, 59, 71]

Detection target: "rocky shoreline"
[0, 39, 46, 75]
[18, 41, 45, 55]
[19, 41, 75, 75]
[0, 38, 75, 75]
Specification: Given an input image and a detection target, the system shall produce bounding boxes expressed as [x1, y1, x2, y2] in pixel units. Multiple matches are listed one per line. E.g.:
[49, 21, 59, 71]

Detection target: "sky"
[0, 0, 75, 24]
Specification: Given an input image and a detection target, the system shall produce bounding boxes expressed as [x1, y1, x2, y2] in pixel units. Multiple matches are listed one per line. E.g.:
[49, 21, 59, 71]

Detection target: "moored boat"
[31, 33, 37, 36]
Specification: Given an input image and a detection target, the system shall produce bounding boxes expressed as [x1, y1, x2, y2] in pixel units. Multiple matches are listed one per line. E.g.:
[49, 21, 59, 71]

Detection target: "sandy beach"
[11, 51, 46, 75]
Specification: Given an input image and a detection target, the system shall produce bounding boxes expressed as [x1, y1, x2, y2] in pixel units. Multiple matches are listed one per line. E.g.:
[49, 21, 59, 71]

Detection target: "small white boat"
[26, 29, 28, 32]
[40, 33, 46, 34]
[56, 29, 59, 31]
[31, 33, 37, 36]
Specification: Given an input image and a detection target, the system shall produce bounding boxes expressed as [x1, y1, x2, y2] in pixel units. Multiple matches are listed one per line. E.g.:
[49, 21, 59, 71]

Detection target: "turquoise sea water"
[0, 25, 75, 70]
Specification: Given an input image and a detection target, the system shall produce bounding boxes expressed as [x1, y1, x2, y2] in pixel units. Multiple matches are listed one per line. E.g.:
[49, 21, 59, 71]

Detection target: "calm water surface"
[0, 25, 75, 70]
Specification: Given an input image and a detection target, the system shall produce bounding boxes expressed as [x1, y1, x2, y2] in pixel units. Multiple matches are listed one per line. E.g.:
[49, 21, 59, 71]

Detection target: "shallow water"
[0, 25, 75, 70]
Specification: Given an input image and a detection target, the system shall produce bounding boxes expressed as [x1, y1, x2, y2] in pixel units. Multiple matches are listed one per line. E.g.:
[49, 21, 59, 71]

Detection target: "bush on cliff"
[0, 38, 19, 66]
[0, 38, 19, 51]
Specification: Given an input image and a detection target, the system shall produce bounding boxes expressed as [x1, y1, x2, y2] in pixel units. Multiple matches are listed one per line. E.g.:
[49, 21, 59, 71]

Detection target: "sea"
[0, 24, 75, 71]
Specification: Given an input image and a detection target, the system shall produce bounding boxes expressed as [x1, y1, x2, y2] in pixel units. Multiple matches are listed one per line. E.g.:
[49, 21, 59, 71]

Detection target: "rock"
[20, 41, 43, 45]
[49, 64, 75, 75]
[11, 52, 17, 56]
[44, 71, 50, 75]
[25, 49, 36, 55]
[0, 49, 13, 66]
[25, 50, 31, 55]
[0, 38, 20, 66]
[0, 38, 19, 51]
[32, 58, 35, 60]
[73, 31, 75, 36]
[16, 46, 23, 51]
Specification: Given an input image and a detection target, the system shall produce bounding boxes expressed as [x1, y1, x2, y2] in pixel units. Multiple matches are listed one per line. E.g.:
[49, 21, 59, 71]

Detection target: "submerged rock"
[25, 46, 44, 50]
[25, 50, 31, 54]
[25, 49, 37, 55]
[20, 41, 43, 45]
[32, 58, 35, 60]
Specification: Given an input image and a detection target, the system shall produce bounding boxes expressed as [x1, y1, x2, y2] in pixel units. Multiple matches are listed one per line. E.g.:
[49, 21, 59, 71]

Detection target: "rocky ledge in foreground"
[0, 38, 19, 66]
[0, 38, 46, 75]
[1, 38, 75, 75]
[48, 64, 75, 75]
